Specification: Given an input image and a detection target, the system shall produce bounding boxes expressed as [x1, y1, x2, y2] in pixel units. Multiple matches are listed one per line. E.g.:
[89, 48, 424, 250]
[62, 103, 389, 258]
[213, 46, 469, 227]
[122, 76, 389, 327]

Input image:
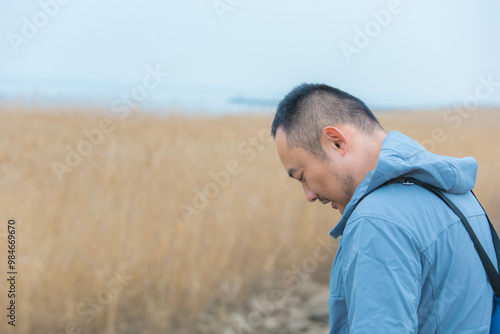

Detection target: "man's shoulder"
[351, 182, 444, 220]
[346, 183, 463, 248]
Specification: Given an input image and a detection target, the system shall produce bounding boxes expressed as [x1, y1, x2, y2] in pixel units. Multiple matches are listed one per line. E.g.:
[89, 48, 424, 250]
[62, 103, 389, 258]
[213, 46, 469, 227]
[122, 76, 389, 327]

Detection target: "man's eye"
[299, 175, 304, 182]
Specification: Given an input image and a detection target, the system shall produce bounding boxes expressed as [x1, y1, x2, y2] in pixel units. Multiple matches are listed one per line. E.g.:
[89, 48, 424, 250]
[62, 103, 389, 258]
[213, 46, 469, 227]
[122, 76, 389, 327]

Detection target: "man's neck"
[357, 130, 387, 184]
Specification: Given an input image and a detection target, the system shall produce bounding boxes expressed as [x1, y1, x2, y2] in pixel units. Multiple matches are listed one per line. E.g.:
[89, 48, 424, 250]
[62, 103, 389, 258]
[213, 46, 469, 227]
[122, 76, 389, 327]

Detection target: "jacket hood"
[330, 130, 478, 238]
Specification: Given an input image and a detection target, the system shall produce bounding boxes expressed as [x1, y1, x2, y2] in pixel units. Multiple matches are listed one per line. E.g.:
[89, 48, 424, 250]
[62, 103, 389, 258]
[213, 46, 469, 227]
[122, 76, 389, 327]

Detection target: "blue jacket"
[329, 131, 496, 333]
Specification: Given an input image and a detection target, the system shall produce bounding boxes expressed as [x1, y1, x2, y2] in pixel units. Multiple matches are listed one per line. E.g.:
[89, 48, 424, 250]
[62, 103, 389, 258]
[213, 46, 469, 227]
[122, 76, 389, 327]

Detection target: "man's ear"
[321, 126, 348, 155]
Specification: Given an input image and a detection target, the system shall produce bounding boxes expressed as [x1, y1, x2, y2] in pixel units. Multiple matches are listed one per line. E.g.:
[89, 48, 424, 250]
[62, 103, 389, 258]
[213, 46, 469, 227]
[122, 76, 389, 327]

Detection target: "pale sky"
[1, 0, 499, 112]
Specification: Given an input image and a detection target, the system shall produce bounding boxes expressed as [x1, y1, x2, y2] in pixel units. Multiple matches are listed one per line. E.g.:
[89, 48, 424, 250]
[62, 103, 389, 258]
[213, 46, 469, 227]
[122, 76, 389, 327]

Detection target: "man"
[271, 83, 496, 333]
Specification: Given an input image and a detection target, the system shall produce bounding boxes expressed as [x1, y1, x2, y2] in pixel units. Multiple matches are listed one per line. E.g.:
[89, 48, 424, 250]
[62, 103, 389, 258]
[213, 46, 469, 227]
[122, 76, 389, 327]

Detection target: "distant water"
[0, 78, 279, 115]
[3, 78, 498, 115]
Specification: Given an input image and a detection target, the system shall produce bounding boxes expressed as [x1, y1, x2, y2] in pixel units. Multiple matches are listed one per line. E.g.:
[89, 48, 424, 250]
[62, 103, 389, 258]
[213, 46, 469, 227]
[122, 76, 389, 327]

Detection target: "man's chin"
[330, 201, 344, 214]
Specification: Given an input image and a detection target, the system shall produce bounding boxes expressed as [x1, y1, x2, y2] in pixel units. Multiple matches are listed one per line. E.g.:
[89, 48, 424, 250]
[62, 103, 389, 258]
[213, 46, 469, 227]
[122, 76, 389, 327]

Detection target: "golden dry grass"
[0, 105, 498, 333]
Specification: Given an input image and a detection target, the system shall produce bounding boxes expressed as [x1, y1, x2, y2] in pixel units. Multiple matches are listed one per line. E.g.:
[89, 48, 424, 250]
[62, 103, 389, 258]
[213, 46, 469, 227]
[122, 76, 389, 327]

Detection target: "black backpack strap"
[390, 177, 500, 296]
[471, 190, 500, 273]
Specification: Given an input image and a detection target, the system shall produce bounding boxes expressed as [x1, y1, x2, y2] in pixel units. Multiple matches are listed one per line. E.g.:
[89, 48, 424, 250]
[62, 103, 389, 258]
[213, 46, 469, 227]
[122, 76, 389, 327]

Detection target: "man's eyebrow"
[287, 167, 296, 179]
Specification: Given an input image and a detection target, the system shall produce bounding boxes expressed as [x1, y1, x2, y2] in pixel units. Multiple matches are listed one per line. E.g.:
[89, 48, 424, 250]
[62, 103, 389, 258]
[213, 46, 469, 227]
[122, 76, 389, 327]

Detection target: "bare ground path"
[179, 277, 331, 334]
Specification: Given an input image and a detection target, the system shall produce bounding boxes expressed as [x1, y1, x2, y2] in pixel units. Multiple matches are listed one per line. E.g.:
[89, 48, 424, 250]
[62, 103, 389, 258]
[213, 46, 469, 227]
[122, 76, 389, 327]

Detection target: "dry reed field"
[0, 105, 499, 334]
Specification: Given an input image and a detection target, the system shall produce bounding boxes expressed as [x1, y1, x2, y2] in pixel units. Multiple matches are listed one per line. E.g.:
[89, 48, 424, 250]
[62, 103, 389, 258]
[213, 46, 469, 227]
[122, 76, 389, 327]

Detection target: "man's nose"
[303, 184, 319, 202]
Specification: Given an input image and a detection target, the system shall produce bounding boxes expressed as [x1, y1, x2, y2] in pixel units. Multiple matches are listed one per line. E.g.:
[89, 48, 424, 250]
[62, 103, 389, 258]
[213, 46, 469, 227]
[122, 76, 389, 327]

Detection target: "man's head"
[271, 83, 386, 214]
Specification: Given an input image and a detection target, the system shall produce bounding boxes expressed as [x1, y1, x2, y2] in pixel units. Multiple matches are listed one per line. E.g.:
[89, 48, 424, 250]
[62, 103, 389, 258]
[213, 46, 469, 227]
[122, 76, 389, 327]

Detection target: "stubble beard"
[336, 172, 356, 212]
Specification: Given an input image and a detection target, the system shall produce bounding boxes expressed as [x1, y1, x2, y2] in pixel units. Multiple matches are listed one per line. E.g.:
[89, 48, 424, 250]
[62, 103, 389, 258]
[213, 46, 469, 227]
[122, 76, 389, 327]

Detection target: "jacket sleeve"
[342, 217, 422, 334]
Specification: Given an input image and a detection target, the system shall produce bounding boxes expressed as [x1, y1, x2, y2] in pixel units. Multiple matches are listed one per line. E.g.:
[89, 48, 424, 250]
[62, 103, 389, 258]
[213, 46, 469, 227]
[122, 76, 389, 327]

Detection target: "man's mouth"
[320, 199, 337, 209]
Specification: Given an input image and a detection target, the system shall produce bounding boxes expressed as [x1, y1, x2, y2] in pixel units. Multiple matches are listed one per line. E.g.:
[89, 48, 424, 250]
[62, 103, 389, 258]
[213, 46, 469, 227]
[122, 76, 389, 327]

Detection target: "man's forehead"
[275, 128, 306, 171]
[275, 128, 292, 156]
[275, 127, 287, 142]
[275, 128, 307, 155]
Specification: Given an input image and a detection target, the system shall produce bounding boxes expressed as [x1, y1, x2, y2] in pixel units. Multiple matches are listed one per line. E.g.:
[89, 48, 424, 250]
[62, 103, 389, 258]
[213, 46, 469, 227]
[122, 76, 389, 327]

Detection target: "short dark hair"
[271, 83, 382, 159]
